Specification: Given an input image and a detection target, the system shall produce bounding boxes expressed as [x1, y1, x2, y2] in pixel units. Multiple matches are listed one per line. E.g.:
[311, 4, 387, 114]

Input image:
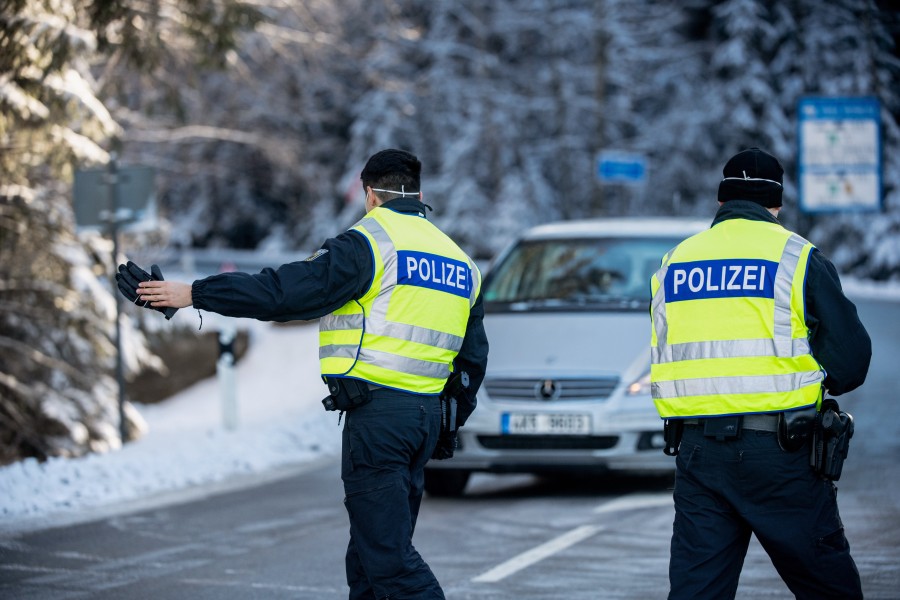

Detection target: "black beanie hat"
[717, 147, 784, 208]
[360, 149, 421, 191]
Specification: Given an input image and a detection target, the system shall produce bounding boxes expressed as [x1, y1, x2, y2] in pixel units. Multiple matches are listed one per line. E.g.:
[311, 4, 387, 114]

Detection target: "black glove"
[115, 261, 178, 320]
[431, 427, 458, 460]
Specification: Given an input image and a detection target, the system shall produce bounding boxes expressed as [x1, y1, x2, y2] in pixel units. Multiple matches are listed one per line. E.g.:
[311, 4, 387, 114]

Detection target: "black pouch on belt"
[704, 416, 742, 441]
[777, 406, 817, 452]
[321, 378, 372, 412]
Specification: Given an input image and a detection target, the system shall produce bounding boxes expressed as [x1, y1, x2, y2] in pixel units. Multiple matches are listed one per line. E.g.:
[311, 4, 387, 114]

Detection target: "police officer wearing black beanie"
[652, 147, 871, 599]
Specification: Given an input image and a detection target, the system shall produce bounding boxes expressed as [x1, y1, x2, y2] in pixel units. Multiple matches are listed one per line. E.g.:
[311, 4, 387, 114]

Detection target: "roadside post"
[215, 261, 239, 430]
[73, 155, 156, 443]
[217, 323, 239, 431]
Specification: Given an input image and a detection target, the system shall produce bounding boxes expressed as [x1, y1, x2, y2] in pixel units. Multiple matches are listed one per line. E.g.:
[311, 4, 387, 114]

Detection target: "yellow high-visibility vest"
[650, 218, 824, 418]
[319, 206, 481, 393]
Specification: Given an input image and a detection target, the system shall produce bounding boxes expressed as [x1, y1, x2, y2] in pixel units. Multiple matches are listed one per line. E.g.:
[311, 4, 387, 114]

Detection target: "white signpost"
[798, 96, 882, 213]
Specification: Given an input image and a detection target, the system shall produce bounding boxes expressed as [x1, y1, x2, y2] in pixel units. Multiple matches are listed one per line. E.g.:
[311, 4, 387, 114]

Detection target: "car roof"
[519, 217, 710, 241]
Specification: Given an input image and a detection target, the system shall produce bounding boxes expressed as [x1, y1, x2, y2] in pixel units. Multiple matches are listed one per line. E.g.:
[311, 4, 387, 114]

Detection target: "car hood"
[483, 311, 650, 379]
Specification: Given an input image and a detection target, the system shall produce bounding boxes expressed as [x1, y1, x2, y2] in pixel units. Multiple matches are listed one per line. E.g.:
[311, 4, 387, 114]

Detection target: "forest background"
[2, 0, 899, 463]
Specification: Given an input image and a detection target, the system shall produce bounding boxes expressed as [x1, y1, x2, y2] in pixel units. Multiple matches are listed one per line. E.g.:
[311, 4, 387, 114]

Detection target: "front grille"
[477, 435, 619, 450]
[484, 377, 620, 401]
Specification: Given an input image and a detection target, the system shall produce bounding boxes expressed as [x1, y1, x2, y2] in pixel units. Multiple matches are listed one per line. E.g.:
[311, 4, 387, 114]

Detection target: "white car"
[424, 217, 709, 496]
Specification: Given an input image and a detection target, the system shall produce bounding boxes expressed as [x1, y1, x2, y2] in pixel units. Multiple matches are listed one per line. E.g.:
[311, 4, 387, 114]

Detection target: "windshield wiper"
[502, 295, 644, 310]
[507, 298, 569, 310]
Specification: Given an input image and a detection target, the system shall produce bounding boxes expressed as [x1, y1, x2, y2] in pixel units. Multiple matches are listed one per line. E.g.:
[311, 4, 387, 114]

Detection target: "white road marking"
[471, 493, 673, 584]
[593, 492, 673, 514]
[471, 524, 603, 583]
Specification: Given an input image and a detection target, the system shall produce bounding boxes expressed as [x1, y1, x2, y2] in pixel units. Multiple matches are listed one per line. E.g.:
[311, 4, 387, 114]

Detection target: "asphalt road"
[1, 297, 898, 599]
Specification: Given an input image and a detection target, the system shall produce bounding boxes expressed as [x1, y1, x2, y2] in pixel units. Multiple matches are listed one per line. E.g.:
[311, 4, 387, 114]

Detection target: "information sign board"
[73, 165, 157, 231]
[798, 97, 881, 213]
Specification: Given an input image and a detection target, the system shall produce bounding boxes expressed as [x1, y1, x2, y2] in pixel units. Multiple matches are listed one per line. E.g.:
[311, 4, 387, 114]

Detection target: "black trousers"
[341, 388, 445, 600]
[668, 425, 862, 600]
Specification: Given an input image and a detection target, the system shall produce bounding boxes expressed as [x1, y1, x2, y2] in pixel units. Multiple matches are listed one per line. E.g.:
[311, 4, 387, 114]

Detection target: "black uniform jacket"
[190, 198, 489, 424]
[711, 200, 871, 396]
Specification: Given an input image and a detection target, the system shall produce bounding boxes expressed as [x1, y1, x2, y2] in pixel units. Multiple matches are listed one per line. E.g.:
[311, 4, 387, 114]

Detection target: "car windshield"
[483, 236, 682, 311]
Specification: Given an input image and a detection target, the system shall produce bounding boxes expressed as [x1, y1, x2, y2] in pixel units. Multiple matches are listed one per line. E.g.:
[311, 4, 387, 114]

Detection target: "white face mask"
[369, 185, 420, 197]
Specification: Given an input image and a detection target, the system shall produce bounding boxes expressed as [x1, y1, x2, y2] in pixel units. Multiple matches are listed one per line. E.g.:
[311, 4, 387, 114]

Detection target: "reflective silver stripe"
[772, 234, 806, 357]
[651, 266, 670, 349]
[358, 217, 396, 325]
[322, 314, 463, 352]
[379, 320, 463, 351]
[651, 249, 676, 349]
[468, 258, 482, 307]
[651, 370, 824, 399]
[320, 344, 361, 360]
[320, 343, 455, 381]
[651, 337, 812, 363]
[359, 347, 451, 380]
[320, 313, 364, 330]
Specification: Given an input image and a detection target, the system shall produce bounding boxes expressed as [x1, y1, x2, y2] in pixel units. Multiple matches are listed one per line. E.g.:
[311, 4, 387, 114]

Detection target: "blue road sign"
[597, 151, 647, 185]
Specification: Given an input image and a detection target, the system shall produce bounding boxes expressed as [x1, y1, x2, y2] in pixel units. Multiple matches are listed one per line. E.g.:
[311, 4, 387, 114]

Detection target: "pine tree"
[0, 0, 258, 463]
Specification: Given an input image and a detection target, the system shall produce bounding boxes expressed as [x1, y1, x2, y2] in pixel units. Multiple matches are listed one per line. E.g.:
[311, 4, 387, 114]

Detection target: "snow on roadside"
[840, 276, 900, 302]
[0, 318, 343, 533]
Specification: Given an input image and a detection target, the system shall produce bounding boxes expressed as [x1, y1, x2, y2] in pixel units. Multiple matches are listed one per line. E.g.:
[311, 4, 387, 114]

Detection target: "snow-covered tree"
[338, 0, 604, 258]
[111, 0, 371, 250]
[633, 0, 900, 266]
[598, 0, 709, 216]
[0, 0, 257, 462]
[112, 0, 900, 265]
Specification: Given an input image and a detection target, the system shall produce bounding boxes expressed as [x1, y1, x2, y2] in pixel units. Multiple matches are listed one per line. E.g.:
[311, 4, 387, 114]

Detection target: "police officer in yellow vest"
[131, 149, 489, 599]
[650, 148, 870, 600]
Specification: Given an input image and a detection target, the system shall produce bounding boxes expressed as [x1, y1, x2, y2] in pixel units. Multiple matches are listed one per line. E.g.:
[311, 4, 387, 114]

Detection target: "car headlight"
[626, 371, 652, 396]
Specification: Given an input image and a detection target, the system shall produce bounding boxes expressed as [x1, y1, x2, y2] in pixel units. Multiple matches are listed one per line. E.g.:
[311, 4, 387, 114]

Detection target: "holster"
[809, 399, 854, 481]
[321, 378, 372, 412]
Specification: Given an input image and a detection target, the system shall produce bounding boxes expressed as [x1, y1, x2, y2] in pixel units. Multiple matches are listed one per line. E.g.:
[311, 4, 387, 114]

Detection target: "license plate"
[501, 413, 592, 435]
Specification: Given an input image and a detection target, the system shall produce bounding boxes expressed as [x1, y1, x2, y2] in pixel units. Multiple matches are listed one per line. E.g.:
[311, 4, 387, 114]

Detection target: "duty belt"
[683, 413, 780, 432]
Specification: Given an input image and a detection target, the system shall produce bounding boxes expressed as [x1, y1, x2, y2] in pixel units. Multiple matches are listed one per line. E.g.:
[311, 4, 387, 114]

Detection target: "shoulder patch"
[303, 248, 329, 262]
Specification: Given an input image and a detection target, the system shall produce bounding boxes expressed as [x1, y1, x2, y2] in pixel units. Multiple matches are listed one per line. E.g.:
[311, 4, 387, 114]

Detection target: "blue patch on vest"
[664, 259, 778, 302]
[397, 251, 472, 298]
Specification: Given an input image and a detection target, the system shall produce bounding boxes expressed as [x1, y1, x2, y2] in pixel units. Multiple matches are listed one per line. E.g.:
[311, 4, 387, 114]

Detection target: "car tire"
[424, 468, 471, 497]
